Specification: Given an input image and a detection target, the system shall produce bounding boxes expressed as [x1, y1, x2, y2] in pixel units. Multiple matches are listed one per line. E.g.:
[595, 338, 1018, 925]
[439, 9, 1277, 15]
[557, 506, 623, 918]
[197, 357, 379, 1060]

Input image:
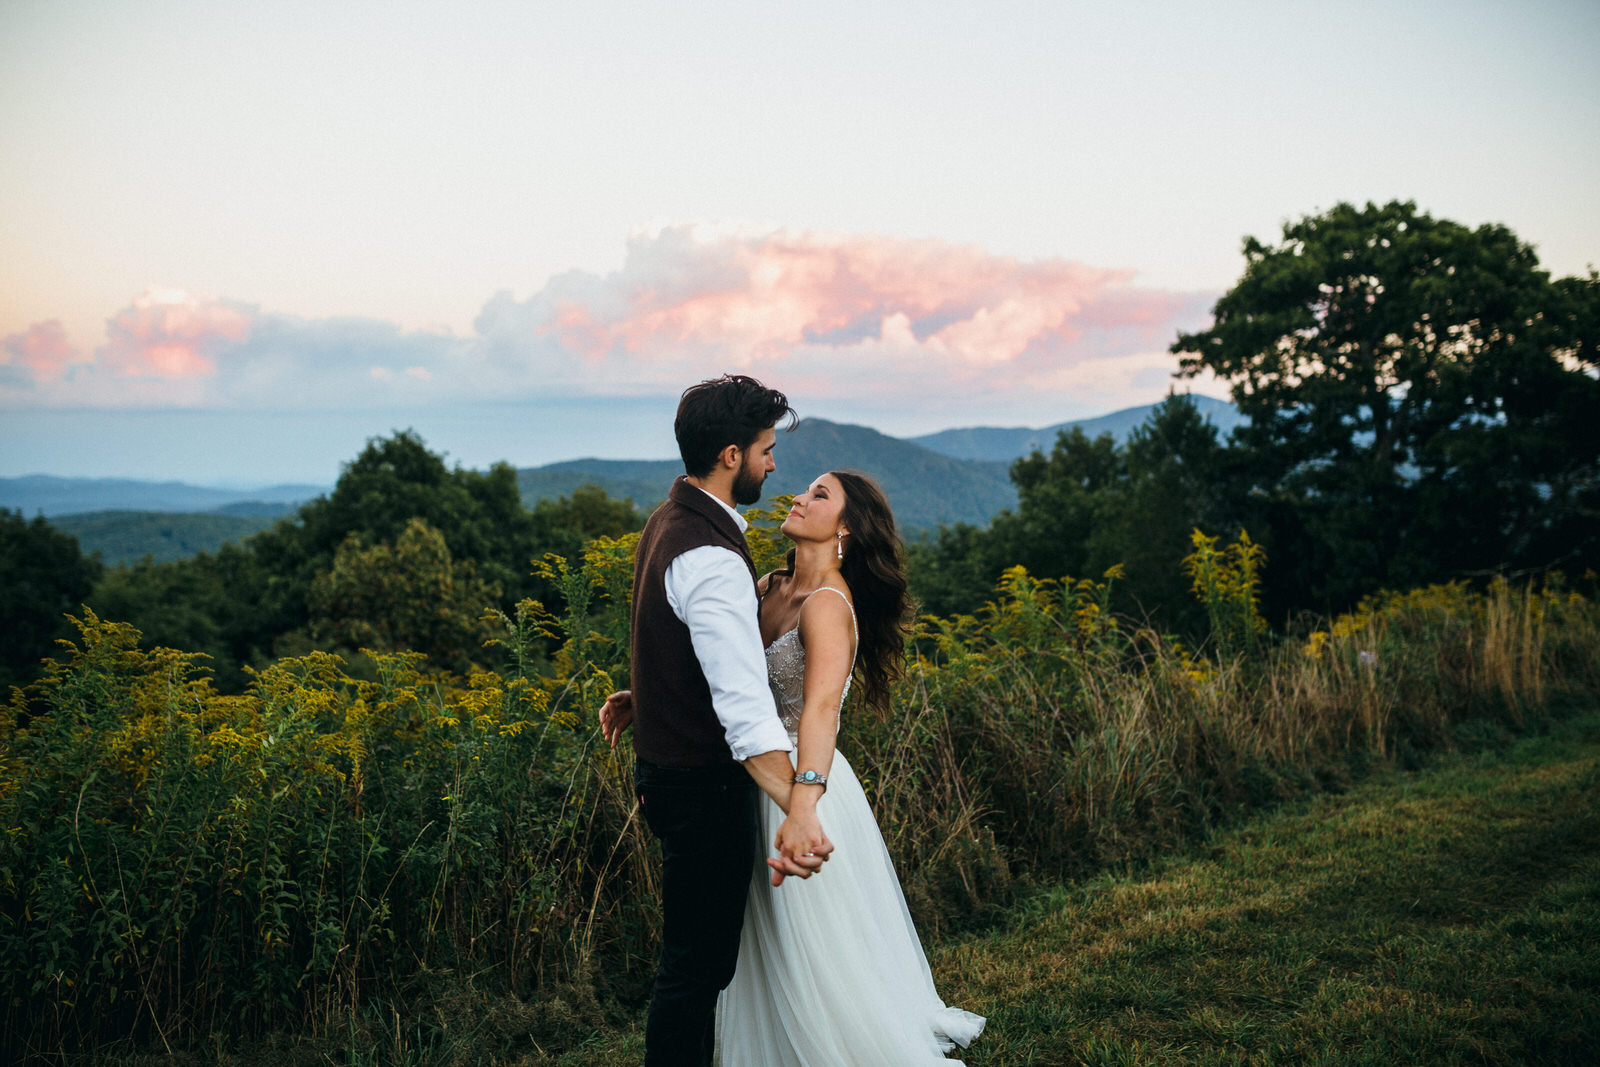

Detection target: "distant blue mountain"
[908, 395, 1244, 462]
[6, 400, 1242, 557]
[0, 475, 327, 518]
[518, 417, 1016, 530]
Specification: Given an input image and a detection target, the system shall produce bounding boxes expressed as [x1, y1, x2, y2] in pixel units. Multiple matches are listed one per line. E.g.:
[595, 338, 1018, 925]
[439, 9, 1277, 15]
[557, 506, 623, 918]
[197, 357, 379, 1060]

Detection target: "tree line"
[911, 200, 1598, 630]
[1, 435, 643, 693]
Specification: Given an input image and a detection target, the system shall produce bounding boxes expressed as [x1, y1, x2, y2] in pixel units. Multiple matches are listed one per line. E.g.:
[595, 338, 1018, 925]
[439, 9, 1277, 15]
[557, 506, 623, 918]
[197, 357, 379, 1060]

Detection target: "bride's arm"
[772, 590, 854, 870]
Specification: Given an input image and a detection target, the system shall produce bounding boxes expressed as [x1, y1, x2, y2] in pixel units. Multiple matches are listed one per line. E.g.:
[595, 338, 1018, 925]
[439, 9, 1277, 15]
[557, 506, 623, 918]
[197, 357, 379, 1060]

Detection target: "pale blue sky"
[2, 0, 1596, 482]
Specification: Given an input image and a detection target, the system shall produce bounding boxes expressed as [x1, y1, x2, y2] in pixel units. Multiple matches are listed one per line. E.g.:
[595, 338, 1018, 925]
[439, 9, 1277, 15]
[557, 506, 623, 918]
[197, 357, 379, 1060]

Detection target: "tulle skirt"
[715, 748, 985, 1065]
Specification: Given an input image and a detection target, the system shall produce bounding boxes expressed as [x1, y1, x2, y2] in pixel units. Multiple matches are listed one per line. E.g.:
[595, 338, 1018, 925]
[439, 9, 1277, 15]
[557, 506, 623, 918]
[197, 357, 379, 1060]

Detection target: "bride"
[716, 469, 984, 1065]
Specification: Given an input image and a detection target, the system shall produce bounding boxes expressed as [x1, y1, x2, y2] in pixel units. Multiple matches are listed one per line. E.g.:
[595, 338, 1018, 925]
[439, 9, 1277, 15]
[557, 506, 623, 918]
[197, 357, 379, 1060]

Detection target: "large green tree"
[907, 395, 1234, 633]
[0, 511, 102, 692]
[1174, 201, 1600, 610]
[1086, 394, 1234, 630]
[255, 429, 538, 601]
[88, 543, 264, 681]
[84, 435, 645, 688]
[307, 518, 501, 674]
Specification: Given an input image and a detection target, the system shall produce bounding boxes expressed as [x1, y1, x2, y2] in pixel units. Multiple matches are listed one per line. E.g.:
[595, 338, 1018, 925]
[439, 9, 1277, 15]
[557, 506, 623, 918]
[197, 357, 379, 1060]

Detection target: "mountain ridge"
[909, 394, 1242, 462]
[0, 475, 325, 517]
[517, 417, 1017, 530]
[6, 400, 1236, 560]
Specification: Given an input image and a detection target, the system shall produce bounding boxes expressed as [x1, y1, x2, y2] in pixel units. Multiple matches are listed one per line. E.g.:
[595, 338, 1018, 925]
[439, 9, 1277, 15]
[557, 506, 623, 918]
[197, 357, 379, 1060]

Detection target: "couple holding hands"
[598, 374, 983, 1065]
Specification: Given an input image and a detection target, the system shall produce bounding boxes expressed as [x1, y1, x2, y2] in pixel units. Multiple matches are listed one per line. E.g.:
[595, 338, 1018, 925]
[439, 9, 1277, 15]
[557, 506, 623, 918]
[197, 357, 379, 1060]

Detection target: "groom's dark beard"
[732, 465, 765, 506]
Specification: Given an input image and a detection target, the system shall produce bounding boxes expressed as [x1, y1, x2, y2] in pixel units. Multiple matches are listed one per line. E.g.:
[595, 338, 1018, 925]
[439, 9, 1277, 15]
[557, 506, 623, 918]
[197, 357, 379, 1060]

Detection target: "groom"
[598, 373, 831, 1067]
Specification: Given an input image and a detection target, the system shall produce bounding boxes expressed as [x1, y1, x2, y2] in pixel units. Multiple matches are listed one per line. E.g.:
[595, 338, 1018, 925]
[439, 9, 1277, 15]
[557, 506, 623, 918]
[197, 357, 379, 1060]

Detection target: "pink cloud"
[5, 229, 1217, 423]
[96, 289, 252, 379]
[484, 226, 1213, 400]
[1, 320, 81, 383]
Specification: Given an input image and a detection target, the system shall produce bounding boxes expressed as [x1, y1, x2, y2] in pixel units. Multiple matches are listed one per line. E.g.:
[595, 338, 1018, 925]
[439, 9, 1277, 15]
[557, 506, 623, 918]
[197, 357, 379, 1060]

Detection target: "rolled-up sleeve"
[664, 545, 793, 761]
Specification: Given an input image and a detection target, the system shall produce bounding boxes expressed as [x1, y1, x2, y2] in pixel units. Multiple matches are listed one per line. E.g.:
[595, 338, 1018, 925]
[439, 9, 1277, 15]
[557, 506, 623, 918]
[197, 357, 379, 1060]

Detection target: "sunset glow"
[1, 0, 1593, 481]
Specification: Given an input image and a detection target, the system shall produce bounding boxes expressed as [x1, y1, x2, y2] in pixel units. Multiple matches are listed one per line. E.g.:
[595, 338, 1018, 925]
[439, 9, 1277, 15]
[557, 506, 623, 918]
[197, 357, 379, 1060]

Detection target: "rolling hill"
[50, 510, 282, 565]
[10, 401, 1230, 563]
[0, 475, 324, 517]
[909, 394, 1243, 462]
[516, 417, 1017, 530]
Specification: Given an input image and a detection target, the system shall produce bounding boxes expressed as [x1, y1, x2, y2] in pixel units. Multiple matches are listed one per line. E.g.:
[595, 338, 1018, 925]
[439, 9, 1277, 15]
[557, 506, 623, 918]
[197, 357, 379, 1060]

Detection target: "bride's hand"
[770, 813, 832, 886]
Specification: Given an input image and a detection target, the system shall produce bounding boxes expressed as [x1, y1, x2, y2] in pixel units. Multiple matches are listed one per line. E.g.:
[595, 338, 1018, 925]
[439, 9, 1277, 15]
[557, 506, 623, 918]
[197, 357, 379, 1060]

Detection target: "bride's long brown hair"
[770, 469, 911, 717]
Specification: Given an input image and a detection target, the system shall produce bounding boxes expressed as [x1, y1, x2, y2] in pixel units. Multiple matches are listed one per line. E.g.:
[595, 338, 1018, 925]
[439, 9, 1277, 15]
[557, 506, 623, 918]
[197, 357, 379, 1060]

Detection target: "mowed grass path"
[934, 711, 1600, 1066]
[556, 714, 1599, 1065]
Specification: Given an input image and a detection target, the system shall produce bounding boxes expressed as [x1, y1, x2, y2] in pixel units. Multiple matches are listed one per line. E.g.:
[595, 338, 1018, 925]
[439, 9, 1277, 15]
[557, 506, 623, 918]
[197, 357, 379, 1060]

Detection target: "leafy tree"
[906, 522, 1004, 619]
[908, 395, 1236, 634]
[87, 544, 264, 681]
[255, 429, 538, 604]
[231, 431, 539, 666]
[307, 518, 500, 674]
[0, 510, 102, 691]
[528, 484, 644, 579]
[999, 427, 1125, 585]
[1174, 201, 1600, 610]
[83, 438, 647, 688]
[1085, 395, 1234, 631]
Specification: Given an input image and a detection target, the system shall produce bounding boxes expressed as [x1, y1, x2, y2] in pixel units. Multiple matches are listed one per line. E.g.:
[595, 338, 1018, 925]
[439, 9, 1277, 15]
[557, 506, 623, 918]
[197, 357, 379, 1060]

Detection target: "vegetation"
[48, 511, 280, 566]
[2, 201, 1597, 1063]
[3, 521, 1596, 1061]
[909, 394, 1235, 634]
[914, 201, 1599, 627]
[1174, 200, 1600, 616]
[560, 709, 1600, 1066]
[0, 509, 102, 694]
[76, 433, 645, 691]
[934, 708, 1600, 1066]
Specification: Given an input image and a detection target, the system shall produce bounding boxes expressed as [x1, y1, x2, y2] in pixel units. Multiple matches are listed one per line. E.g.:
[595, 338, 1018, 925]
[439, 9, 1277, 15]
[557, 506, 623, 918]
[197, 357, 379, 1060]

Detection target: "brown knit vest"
[630, 477, 759, 767]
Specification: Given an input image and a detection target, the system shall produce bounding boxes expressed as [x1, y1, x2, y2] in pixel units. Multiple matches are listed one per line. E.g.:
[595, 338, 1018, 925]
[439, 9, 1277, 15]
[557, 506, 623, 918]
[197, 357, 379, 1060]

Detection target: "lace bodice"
[764, 586, 857, 738]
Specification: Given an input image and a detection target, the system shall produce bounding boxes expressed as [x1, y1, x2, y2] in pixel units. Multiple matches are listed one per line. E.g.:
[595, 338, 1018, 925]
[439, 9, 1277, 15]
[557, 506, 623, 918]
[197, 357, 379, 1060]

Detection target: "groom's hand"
[768, 823, 833, 887]
[767, 854, 823, 887]
[597, 690, 634, 747]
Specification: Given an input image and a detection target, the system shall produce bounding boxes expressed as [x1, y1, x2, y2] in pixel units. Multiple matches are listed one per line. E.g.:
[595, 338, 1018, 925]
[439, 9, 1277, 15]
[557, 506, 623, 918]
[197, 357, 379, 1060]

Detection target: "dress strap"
[805, 585, 858, 663]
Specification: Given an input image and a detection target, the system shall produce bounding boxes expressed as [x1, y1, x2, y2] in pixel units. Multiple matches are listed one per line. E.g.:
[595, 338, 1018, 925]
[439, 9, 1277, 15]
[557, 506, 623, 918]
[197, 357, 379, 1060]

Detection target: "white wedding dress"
[715, 588, 985, 1065]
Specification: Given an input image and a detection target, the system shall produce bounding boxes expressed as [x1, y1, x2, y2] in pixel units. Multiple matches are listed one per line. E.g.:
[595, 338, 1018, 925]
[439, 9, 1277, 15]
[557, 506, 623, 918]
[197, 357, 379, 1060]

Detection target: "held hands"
[768, 808, 833, 887]
[600, 690, 833, 883]
[597, 690, 634, 747]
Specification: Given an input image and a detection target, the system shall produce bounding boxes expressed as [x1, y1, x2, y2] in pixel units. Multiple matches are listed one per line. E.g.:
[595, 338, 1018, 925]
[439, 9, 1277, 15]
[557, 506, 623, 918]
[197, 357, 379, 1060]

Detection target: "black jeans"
[635, 757, 760, 1067]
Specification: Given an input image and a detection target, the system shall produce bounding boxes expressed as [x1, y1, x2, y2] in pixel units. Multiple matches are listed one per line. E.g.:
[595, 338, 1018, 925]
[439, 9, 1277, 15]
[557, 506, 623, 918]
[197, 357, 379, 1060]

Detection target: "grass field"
[538, 711, 1600, 1066]
[933, 710, 1600, 1066]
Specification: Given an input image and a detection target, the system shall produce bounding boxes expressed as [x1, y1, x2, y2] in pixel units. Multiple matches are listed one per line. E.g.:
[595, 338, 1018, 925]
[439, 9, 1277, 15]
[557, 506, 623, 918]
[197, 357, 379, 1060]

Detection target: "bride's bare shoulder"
[797, 583, 855, 633]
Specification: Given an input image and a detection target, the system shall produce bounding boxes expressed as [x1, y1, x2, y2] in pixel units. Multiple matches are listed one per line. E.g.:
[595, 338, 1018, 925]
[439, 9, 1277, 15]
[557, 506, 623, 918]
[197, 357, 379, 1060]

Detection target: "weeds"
[3, 530, 1596, 1061]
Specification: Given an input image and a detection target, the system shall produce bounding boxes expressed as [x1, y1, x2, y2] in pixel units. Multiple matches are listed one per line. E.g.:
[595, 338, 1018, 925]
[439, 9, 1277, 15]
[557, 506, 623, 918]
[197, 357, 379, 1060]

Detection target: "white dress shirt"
[662, 488, 794, 762]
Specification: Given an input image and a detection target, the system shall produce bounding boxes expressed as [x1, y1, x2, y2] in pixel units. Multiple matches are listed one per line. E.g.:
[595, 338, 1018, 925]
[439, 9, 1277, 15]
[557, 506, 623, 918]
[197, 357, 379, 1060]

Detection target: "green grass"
[534, 710, 1600, 1065]
[89, 710, 1600, 1066]
[934, 710, 1600, 1066]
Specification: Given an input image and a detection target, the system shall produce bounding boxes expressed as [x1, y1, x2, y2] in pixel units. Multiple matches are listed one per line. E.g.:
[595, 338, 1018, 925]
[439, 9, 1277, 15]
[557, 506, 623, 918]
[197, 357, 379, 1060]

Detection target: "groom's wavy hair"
[773, 469, 911, 717]
[674, 374, 796, 477]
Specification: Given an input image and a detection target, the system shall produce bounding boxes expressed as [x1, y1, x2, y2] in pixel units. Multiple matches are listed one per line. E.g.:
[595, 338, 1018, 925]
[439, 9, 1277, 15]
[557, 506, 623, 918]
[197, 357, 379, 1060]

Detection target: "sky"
[2, 0, 1597, 486]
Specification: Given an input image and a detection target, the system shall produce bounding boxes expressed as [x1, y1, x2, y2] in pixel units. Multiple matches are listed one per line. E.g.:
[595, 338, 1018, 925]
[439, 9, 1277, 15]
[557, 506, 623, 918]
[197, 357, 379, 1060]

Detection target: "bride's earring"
[836, 530, 844, 560]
